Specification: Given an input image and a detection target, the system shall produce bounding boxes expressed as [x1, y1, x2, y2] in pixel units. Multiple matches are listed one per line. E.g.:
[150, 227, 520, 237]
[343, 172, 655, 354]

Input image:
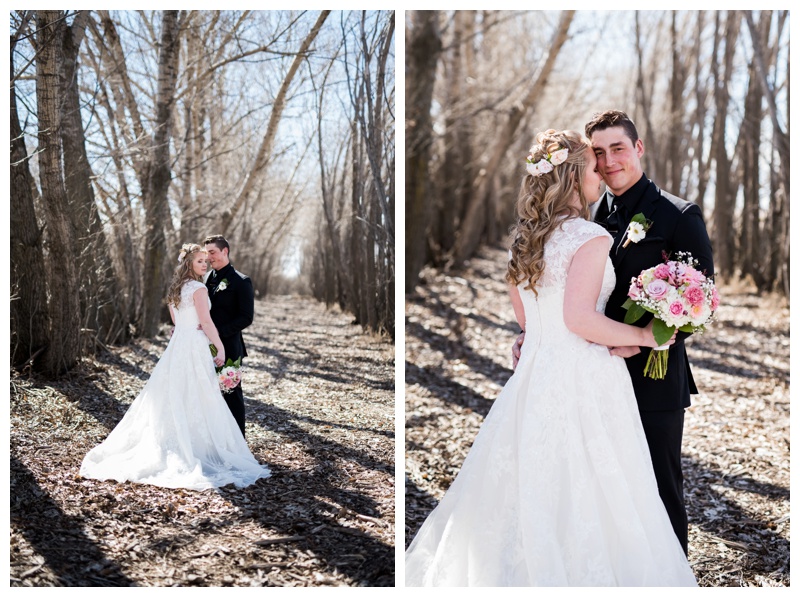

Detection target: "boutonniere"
[623, 213, 653, 248]
[215, 278, 229, 294]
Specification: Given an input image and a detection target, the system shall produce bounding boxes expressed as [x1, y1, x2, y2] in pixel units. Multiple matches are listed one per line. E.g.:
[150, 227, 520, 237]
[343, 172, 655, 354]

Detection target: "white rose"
[526, 162, 541, 176]
[536, 159, 553, 175]
[549, 148, 569, 165]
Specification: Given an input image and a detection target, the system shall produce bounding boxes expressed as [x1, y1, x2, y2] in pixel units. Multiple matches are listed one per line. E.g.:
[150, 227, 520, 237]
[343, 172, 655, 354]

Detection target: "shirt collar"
[608, 173, 649, 214]
[214, 263, 234, 278]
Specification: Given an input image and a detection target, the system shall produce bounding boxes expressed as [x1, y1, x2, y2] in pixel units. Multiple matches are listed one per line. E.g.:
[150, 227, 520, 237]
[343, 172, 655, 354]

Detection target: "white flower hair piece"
[177, 243, 193, 264]
[525, 146, 569, 177]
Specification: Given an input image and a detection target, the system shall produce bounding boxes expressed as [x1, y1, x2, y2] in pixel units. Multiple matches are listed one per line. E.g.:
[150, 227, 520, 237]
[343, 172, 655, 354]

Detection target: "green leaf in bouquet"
[652, 318, 675, 346]
[623, 302, 647, 324]
[678, 324, 694, 333]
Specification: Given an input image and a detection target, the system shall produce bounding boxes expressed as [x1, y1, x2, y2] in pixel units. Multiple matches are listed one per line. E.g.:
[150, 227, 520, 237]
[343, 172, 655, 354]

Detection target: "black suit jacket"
[206, 263, 254, 360]
[594, 174, 714, 412]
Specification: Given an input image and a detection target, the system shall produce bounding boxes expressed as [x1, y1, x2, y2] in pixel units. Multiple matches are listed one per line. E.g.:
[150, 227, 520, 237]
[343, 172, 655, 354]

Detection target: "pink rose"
[646, 280, 669, 300]
[669, 301, 685, 317]
[654, 263, 671, 280]
[683, 285, 705, 306]
[710, 287, 720, 310]
[683, 266, 705, 284]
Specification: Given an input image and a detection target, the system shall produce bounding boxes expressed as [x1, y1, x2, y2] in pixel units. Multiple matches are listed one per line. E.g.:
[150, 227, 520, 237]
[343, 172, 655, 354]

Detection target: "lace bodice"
[517, 218, 615, 345]
[174, 280, 208, 329]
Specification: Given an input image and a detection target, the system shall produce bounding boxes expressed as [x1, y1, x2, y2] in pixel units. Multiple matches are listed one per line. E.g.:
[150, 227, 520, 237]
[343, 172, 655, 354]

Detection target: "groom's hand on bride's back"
[609, 346, 641, 358]
[512, 331, 525, 369]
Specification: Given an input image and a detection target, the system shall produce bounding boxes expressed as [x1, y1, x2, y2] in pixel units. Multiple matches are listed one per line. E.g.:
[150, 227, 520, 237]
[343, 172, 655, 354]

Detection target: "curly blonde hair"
[166, 243, 206, 307]
[506, 129, 593, 293]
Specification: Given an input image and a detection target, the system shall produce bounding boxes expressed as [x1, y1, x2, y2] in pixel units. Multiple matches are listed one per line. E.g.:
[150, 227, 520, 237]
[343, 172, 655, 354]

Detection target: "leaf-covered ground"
[11, 295, 395, 587]
[405, 246, 789, 587]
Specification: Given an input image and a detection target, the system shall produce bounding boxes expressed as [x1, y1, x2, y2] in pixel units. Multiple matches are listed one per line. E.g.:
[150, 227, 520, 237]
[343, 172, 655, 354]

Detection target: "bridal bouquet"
[622, 252, 719, 379]
[210, 344, 243, 393]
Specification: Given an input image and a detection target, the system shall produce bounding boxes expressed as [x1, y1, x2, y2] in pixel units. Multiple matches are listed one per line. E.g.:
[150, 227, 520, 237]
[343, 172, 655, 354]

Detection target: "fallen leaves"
[405, 247, 789, 588]
[11, 295, 395, 587]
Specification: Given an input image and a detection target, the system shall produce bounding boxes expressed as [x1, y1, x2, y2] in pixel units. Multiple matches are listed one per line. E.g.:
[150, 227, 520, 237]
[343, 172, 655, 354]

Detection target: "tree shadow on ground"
[11, 456, 135, 587]
[684, 455, 789, 580]
[405, 361, 495, 417]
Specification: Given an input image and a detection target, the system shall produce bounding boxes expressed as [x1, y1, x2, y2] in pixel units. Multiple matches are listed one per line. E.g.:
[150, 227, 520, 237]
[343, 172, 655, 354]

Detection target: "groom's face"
[590, 126, 644, 196]
[205, 244, 229, 270]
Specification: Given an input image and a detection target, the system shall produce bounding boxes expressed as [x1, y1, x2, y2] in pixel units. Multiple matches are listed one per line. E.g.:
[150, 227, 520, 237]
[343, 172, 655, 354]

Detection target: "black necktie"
[606, 198, 626, 234]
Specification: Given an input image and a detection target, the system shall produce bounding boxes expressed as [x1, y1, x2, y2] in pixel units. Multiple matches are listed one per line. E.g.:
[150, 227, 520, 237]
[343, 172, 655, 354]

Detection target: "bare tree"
[221, 10, 331, 235]
[710, 10, 741, 280]
[10, 14, 50, 368]
[405, 11, 442, 291]
[451, 10, 575, 267]
[35, 10, 82, 375]
[139, 10, 183, 337]
[60, 10, 126, 345]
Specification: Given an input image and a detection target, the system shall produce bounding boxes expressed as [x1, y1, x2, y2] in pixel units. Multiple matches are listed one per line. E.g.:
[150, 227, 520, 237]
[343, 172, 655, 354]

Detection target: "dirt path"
[11, 295, 395, 587]
[405, 246, 789, 587]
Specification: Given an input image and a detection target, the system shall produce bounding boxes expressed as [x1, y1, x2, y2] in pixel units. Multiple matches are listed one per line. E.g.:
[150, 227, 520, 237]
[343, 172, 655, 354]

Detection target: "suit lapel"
[593, 192, 611, 224]
[614, 192, 659, 269]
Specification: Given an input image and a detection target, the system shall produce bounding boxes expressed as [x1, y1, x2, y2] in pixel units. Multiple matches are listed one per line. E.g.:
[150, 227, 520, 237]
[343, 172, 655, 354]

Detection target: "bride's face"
[581, 150, 604, 205]
[191, 252, 208, 277]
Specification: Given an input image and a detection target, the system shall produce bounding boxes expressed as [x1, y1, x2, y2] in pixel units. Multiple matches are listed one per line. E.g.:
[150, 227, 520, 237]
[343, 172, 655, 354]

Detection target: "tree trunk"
[433, 10, 471, 261]
[140, 10, 182, 336]
[405, 11, 442, 292]
[711, 11, 741, 280]
[60, 11, 126, 345]
[691, 11, 710, 213]
[667, 12, 686, 195]
[10, 34, 50, 368]
[36, 10, 82, 376]
[742, 10, 789, 201]
[737, 11, 771, 285]
[634, 12, 662, 183]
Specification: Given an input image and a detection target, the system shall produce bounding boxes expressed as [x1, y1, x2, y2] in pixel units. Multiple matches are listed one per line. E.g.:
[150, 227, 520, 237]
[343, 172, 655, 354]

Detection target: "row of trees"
[405, 10, 789, 297]
[11, 10, 395, 377]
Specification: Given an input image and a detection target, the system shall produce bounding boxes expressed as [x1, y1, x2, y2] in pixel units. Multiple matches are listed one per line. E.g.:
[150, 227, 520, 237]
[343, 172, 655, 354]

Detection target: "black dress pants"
[223, 381, 246, 438]
[639, 408, 688, 554]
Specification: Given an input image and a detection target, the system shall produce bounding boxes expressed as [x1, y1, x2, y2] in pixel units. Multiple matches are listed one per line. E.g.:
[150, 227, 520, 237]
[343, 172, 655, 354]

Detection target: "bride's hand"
[213, 347, 225, 367]
[643, 320, 677, 348]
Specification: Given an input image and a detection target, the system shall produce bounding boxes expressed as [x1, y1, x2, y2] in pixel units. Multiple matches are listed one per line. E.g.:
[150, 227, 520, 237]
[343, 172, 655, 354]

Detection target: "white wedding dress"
[405, 218, 696, 586]
[81, 280, 271, 490]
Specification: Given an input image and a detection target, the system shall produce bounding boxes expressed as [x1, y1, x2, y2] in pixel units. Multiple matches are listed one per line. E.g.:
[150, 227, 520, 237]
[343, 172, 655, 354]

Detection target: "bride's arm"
[563, 236, 666, 349]
[508, 285, 525, 331]
[193, 287, 225, 366]
[508, 285, 526, 370]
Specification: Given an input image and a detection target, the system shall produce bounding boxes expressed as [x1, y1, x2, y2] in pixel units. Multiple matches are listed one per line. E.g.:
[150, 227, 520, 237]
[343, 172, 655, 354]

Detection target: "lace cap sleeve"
[180, 280, 206, 304]
[564, 218, 613, 253]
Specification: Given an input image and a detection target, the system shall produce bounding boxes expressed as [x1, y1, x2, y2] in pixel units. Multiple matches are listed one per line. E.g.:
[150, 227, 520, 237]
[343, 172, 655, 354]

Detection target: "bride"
[405, 130, 696, 586]
[80, 243, 271, 490]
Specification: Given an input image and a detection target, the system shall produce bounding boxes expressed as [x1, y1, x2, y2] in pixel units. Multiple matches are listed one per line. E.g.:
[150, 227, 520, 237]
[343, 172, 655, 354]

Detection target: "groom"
[514, 110, 713, 554]
[204, 234, 254, 438]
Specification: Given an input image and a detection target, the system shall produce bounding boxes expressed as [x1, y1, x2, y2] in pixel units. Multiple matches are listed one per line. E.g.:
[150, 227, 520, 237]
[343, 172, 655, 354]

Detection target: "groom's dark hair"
[585, 110, 639, 145]
[204, 234, 230, 255]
